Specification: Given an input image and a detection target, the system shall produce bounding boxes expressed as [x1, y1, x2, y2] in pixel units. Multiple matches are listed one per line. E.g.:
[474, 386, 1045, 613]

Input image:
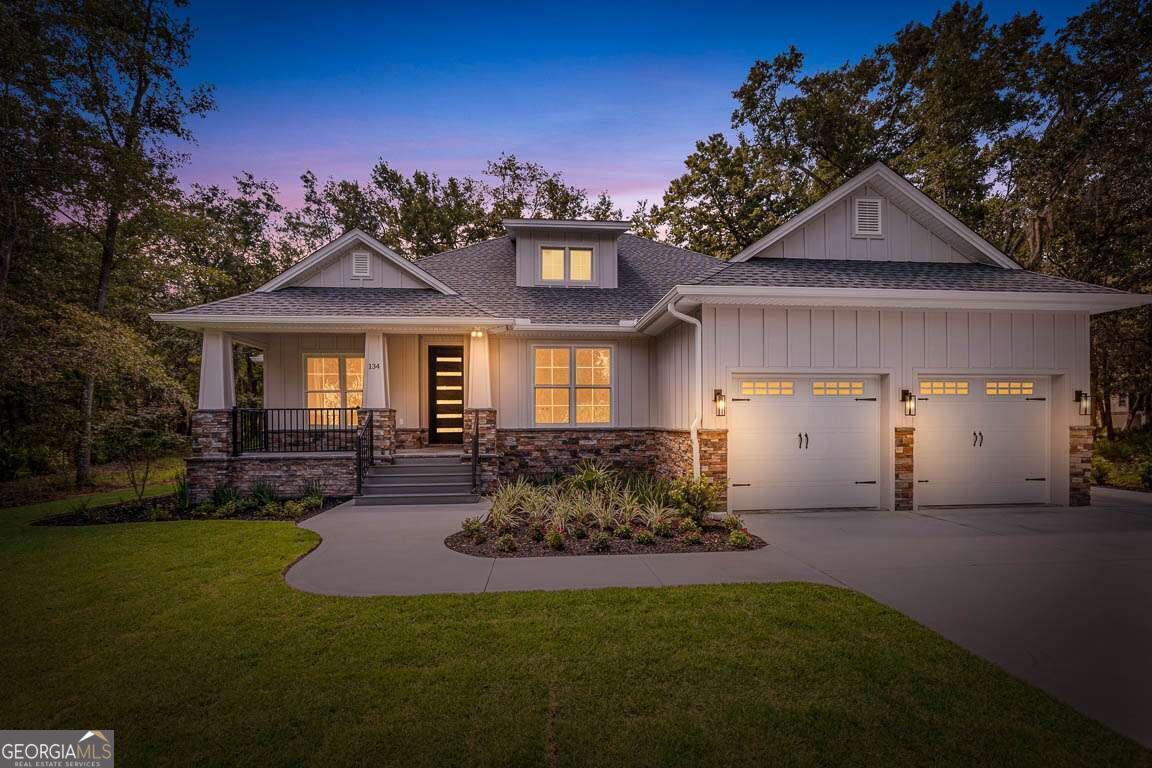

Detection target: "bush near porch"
[1092, 428, 1152, 491]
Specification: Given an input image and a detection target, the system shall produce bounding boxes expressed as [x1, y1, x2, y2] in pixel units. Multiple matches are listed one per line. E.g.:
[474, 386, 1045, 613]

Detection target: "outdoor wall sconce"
[470, 329, 484, 339]
[1075, 389, 1090, 417]
[901, 389, 916, 417]
[713, 388, 727, 417]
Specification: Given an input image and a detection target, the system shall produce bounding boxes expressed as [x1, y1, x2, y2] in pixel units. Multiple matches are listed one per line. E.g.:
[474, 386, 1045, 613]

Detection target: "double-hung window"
[534, 346, 612, 425]
[305, 355, 364, 425]
[540, 246, 593, 284]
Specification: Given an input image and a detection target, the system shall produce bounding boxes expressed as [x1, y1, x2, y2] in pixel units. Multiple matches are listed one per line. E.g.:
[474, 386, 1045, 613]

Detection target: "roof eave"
[149, 313, 511, 333]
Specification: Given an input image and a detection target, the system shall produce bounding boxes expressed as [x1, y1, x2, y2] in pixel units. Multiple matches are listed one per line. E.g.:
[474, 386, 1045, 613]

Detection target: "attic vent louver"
[351, 251, 371, 278]
[854, 198, 883, 237]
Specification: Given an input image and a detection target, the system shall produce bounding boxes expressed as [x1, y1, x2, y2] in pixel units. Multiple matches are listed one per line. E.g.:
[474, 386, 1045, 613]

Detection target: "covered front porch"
[187, 323, 501, 503]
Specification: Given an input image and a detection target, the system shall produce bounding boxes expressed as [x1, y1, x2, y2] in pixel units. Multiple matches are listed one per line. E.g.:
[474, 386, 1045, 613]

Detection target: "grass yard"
[0, 500, 1148, 767]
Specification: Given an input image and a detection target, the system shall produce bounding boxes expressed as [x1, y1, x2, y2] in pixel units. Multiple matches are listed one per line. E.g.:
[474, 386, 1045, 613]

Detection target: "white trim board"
[257, 229, 458, 295]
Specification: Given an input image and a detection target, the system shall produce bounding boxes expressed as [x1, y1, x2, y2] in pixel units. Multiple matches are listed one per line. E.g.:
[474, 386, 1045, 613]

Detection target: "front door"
[428, 345, 465, 444]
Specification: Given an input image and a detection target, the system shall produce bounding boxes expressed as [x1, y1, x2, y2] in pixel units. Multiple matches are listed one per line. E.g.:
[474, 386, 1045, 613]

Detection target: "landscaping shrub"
[174, 474, 191, 511]
[722, 512, 744, 532]
[614, 524, 632, 539]
[251, 481, 279, 505]
[545, 529, 564, 550]
[653, 521, 674, 538]
[528, 523, 545, 542]
[728, 529, 752, 549]
[261, 501, 284, 519]
[462, 516, 483, 537]
[496, 533, 516, 552]
[635, 530, 656, 546]
[211, 485, 242, 507]
[679, 518, 700, 534]
[683, 531, 702, 546]
[564, 460, 617, 491]
[590, 532, 611, 552]
[669, 477, 717, 525]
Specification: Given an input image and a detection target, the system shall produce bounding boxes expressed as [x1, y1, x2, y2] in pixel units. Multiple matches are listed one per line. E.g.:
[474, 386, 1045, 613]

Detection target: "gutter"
[666, 299, 702, 479]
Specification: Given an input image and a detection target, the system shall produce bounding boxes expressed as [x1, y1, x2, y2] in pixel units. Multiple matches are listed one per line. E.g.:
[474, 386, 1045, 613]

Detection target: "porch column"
[198, 331, 235, 409]
[363, 332, 390, 408]
[466, 331, 493, 409]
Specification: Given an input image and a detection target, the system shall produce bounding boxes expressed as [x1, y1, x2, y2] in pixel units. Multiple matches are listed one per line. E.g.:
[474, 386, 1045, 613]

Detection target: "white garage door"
[916, 377, 1050, 506]
[728, 376, 882, 511]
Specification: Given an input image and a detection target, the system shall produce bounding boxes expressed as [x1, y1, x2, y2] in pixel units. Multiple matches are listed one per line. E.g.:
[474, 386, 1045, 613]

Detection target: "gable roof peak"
[731, 162, 1020, 269]
[257, 229, 458, 295]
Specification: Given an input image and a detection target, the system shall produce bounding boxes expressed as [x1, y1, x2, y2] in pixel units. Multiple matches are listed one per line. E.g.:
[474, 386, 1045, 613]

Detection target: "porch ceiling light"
[470, 329, 484, 339]
[713, 388, 727, 417]
[1075, 389, 1090, 417]
[901, 389, 916, 417]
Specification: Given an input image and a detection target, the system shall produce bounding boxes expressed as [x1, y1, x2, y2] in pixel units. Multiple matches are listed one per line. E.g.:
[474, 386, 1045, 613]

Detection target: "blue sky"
[177, 0, 1091, 212]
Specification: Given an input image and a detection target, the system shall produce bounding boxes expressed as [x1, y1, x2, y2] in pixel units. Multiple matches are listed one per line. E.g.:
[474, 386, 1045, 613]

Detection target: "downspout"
[667, 300, 701, 478]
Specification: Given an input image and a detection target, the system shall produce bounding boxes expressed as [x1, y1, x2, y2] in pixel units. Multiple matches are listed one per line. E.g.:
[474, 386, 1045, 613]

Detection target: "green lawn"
[0, 499, 1147, 767]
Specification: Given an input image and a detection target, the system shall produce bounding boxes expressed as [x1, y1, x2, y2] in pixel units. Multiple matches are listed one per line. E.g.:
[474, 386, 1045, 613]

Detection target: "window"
[539, 246, 594, 284]
[812, 380, 864, 396]
[533, 346, 612, 425]
[351, 250, 371, 278]
[919, 380, 969, 396]
[986, 380, 1035, 396]
[740, 380, 794, 396]
[854, 198, 883, 237]
[305, 355, 364, 424]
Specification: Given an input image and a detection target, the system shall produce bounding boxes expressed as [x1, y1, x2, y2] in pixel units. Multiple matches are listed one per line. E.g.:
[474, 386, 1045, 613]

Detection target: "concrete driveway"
[286, 487, 1152, 747]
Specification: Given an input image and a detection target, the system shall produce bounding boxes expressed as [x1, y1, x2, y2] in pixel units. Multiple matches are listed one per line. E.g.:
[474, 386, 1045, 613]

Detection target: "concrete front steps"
[355, 454, 481, 505]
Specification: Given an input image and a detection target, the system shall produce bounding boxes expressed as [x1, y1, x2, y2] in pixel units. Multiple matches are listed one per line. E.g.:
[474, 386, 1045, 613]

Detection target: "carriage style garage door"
[728, 376, 882, 511]
[915, 376, 1050, 506]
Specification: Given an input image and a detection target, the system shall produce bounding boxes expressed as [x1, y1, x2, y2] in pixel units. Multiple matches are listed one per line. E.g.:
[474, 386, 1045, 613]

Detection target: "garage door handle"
[804, 432, 809, 450]
[978, 431, 984, 446]
[973, 431, 978, 446]
[798, 433, 803, 449]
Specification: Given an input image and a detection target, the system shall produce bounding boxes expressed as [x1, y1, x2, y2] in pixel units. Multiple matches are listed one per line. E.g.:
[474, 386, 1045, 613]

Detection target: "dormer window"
[540, 246, 594, 285]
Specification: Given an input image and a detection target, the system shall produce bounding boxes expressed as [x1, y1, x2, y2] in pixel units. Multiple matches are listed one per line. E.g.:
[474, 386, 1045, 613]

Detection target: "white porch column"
[466, 331, 493, 409]
[363, 332, 390, 408]
[197, 331, 235, 409]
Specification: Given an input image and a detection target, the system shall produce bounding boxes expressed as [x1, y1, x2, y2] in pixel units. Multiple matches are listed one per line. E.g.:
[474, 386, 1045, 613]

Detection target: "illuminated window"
[812, 380, 865, 397]
[533, 346, 611, 425]
[541, 248, 565, 282]
[739, 380, 794, 396]
[986, 380, 1035, 396]
[919, 380, 970, 396]
[305, 355, 364, 425]
[540, 246, 594, 284]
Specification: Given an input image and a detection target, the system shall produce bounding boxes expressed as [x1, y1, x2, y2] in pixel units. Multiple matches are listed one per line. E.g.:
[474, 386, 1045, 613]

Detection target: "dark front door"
[428, 345, 465, 444]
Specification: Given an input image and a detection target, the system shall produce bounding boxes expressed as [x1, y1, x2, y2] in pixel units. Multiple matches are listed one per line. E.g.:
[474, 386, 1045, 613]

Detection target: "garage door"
[916, 377, 1050, 506]
[728, 376, 882, 511]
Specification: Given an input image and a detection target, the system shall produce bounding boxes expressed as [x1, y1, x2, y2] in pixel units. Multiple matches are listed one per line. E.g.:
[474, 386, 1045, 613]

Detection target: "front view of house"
[154, 163, 1147, 511]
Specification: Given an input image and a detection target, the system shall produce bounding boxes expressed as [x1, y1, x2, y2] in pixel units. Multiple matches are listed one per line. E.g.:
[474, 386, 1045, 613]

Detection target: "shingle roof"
[416, 234, 723, 323]
[163, 287, 493, 317]
[694, 259, 1124, 294]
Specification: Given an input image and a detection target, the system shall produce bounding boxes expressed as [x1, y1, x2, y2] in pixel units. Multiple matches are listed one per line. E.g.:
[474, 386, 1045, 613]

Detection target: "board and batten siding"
[650, 321, 696, 430]
[755, 184, 969, 263]
[490, 335, 651, 428]
[298, 242, 430, 289]
[513, 231, 619, 288]
[700, 305, 1091, 432]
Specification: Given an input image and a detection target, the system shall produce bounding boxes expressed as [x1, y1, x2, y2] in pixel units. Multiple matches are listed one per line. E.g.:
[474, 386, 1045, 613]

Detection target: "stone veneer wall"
[395, 428, 426, 450]
[495, 428, 728, 509]
[463, 409, 499, 493]
[1069, 425, 1093, 507]
[359, 408, 396, 463]
[895, 427, 914, 511]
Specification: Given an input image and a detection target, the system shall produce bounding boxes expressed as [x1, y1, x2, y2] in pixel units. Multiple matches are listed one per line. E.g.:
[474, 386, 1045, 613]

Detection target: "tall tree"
[58, 0, 213, 485]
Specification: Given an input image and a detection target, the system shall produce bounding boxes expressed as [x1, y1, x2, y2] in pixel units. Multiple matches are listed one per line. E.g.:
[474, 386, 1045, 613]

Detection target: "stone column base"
[699, 429, 728, 511]
[191, 409, 233, 458]
[895, 427, 914, 511]
[464, 409, 499, 493]
[1070, 425, 1093, 506]
[359, 408, 396, 463]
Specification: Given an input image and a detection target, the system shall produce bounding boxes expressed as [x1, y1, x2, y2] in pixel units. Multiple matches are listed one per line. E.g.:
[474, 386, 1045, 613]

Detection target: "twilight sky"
[176, 0, 1089, 213]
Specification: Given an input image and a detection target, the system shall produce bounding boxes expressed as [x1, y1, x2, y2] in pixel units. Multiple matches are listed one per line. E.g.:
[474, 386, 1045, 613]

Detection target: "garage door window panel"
[740, 379, 794, 397]
[919, 380, 969, 396]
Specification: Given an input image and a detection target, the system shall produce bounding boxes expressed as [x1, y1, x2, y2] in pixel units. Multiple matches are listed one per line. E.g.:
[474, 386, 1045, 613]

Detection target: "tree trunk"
[75, 377, 94, 487]
[0, 222, 14, 302]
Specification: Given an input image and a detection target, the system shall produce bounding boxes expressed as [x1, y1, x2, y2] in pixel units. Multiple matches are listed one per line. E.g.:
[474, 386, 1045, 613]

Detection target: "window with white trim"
[986, 380, 1035, 396]
[854, 198, 883, 237]
[812, 380, 864, 397]
[540, 246, 594, 284]
[533, 346, 611, 425]
[740, 380, 794, 396]
[305, 355, 363, 424]
[920, 380, 969, 396]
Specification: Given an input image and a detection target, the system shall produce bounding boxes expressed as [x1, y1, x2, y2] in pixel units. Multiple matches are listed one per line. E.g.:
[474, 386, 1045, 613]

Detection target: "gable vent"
[351, 251, 371, 278]
[854, 198, 883, 237]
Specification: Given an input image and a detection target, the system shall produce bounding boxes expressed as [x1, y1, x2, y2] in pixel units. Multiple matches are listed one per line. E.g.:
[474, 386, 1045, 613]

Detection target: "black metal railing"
[470, 413, 480, 492]
[355, 412, 374, 495]
[232, 408, 361, 455]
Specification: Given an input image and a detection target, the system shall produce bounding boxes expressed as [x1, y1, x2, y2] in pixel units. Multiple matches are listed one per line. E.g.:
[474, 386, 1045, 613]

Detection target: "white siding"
[297, 242, 430, 288]
[700, 305, 1091, 433]
[651, 322, 695, 429]
[752, 183, 970, 264]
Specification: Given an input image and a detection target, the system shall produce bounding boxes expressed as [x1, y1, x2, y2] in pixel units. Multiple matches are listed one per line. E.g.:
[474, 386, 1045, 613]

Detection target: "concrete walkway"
[286, 489, 1152, 747]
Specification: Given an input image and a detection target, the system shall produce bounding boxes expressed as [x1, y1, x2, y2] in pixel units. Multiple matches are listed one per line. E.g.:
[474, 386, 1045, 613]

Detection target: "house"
[153, 163, 1148, 510]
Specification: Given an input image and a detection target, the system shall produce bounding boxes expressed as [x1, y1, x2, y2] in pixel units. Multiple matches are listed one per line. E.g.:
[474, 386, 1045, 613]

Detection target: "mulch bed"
[445, 522, 766, 558]
[34, 494, 348, 526]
